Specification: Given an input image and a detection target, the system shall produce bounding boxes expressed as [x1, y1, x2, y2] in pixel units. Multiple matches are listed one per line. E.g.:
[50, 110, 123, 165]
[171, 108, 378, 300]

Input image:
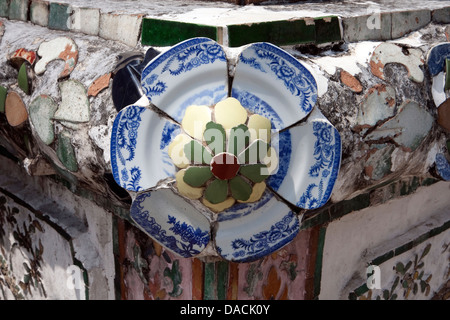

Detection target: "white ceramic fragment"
[35, 37, 78, 79]
[370, 42, 424, 83]
[365, 101, 433, 151]
[54, 80, 90, 123]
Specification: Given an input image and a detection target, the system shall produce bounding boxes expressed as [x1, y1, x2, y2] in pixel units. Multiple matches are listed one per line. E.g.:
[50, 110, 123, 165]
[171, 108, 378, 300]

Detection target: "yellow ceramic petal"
[238, 181, 266, 203]
[214, 97, 248, 130]
[247, 114, 272, 143]
[262, 147, 279, 175]
[181, 105, 211, 140]
[168, 134, 192, 169]
[202, 197, 235, 213]
[175, 170, 204, 200]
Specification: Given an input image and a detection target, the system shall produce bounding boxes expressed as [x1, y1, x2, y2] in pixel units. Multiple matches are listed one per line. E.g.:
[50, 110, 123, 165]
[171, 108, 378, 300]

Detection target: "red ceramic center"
[210, 152, 240, 180]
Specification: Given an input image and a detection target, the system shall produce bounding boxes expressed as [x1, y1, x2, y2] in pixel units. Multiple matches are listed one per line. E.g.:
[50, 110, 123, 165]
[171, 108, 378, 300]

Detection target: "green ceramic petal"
[229, 176, 252, 201]
[204, 121, 226, 155]
[0, 86, 7, 113]
[183, 166, 213, 187]
[228, 124, 250, 156]
[238, 139, 270, 164]
[18, 63, 30, 95]
[184, 140, 212, 165]
[204, 179, 228, 204]
[240, 164, 269, 183]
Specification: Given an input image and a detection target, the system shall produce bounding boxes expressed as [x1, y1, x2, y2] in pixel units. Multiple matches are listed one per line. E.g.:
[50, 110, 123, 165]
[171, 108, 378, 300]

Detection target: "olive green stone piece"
[0, 86, 7, 113]
[183, 166, 213, 188]
[204, 121, 226, 155]
[240, 164, 269, 183]
[18, 63, 30, 95]
[204, 179, 228, 204]
[228, 124, 250, 156]
[29, 95, 57, 145]
[229, 176, 252, 202]
[238, 139, 269, 164]
[56, 131, 78, 172]
[184, 140, 212, 165]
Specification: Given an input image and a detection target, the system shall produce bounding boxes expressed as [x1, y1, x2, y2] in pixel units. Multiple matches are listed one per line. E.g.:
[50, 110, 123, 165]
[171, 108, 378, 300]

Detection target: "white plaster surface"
[320, 181, 450, 299]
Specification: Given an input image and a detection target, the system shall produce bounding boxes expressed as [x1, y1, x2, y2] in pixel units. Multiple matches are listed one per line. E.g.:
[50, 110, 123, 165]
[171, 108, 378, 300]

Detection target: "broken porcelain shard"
[34, 37, 78, 79]
[370, 43, 424, 83]
[111, 38, 341, 261]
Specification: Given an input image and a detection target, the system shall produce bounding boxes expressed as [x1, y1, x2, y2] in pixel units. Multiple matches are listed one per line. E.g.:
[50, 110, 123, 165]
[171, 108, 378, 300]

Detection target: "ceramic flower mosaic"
[110, 38, 342, 262]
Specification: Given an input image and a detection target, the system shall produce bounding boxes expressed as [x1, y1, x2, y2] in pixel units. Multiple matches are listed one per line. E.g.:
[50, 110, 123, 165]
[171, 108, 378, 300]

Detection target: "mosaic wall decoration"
[110, 38, 342, 262]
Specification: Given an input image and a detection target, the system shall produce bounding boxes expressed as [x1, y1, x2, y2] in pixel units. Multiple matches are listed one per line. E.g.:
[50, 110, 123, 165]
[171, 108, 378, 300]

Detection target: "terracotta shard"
[340, 70, 363, 93]
[9, 48, 37, 69]
[88, 73, 112, 97]
[437, 99, 450, 132]
[5, 91, 28, 127]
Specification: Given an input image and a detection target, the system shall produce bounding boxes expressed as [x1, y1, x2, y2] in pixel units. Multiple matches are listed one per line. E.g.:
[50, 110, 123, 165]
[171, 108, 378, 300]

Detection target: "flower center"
[210, 152, 240, 180]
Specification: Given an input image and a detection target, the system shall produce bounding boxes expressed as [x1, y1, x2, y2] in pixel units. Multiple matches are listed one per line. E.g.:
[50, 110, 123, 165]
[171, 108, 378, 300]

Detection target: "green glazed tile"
[239, 164, 269, 183]
[9, 0, 28, 21]
[227, 19, 316, 48]
[204, 121, 226, 155]
[0, 86, 7, 113]
[0, 0, 10, 18]
[229, 176, 252, 201]
[204, 178, 228, 204]
[314, 16, 342, 44]
[227, 124, 250, 156]
[184, 140, 212, 165]
[141, 18, 218, 47]
[183, 166, 213, 187]
[48, 2, 70, 31]
[56, 131, 78, 172]
[18, 63, 30, 95]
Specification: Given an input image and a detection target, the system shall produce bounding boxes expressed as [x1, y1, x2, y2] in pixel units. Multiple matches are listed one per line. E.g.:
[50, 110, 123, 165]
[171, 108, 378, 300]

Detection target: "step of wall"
[0, 0, 449, 47]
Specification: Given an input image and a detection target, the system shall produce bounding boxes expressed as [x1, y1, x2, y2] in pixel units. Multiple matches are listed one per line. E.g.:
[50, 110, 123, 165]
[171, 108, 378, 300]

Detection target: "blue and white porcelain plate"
[110, 38, 341, 262]
[232, 42, 318, 129]
[131, 188, 211, 258]
[141, 37, 228, 122]
[110, 104, 181, 192]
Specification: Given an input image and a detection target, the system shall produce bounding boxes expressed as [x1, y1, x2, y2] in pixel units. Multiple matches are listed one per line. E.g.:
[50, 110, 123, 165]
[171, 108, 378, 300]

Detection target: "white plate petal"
[232, 42, 317, 130]
[215, 190, 299, 263]
[131, 188, 210, 258]
[141, 37, 228, 122]
[110, 104, 180, 192]
[270, 107, 342, 209]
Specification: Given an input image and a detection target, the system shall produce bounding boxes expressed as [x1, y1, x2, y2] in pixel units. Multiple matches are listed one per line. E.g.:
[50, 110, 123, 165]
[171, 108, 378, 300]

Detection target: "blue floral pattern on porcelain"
[110, 38, 341, 261]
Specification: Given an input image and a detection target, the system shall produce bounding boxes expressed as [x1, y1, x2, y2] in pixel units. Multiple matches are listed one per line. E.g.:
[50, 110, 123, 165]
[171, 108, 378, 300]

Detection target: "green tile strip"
[203, 261, 229, 300]
[141, 18, 218, 47]
[349, 218, 450, 299]
[203, 261, 217, 300]
[301, 176, 440, 230]
[227, 18, 316, 48]
[313, 226, 327, 299]
[314, 16, 341, 44]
